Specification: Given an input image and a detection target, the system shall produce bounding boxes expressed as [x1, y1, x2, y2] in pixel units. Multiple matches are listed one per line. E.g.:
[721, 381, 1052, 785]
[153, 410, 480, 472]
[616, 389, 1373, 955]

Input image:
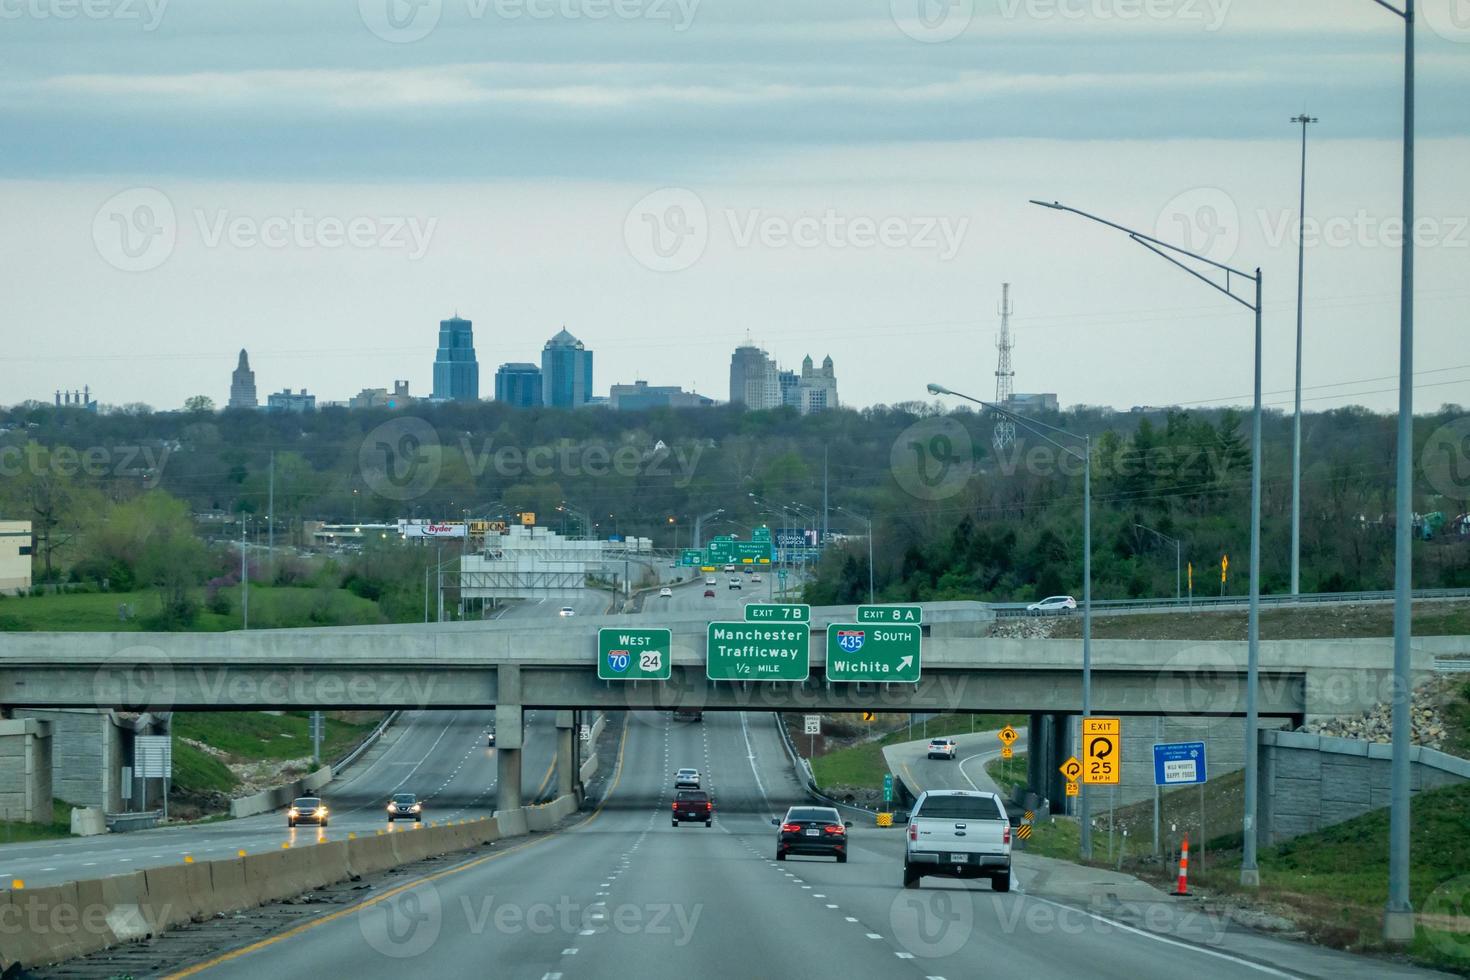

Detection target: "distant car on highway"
[704, 588, 716, 598]
[705, 576, 718, 586]
[723, 563, 736, 573]
[487, 729, 496, 747]
[1026, 595, 1077, 614]
[926, 738, 957, 761]
[903, 790, 1011, 890]
[659, 586, 673, 598]
[558, 606, 576, 617]
[728, 578, 742, 590]
[672, 790, 713, 827]
[287, 797, 329, 828]
[751, 574, 762, 583]
[674, 768, 701, 788]
[386, 792, 423, 823]
[772, 805, 851, 862]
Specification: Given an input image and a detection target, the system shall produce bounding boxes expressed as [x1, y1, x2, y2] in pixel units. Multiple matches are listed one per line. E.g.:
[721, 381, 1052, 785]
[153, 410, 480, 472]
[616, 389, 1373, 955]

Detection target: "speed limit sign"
[803, 715, 821, 735]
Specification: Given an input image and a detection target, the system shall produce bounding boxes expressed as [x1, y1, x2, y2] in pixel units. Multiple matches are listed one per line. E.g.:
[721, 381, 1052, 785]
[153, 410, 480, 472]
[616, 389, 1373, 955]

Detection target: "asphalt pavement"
[151, 711, 1443, 979]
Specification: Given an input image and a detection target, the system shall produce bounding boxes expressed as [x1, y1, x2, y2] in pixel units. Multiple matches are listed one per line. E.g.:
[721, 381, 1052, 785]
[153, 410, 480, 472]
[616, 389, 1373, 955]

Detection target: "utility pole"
[1290, 113, 1317, 596]
[821, 445, 829, 549]
[267, 450, 275, 583]
[240, 515, 248, 630]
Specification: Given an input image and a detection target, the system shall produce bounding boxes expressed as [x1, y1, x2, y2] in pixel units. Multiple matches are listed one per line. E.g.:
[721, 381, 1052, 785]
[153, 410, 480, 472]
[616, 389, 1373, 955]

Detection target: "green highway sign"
[826, 623, 921, 682]
[752, 526, 772, 541]
[598, 628, 672, 681]
[706, 622, 810, 681]
[856, 604, 922, 625]
[883, 773, 894, 802]
[733, 541, 772, 562]
[680, 549, 704, 566]
[707, 539, 734, 562]
[744, 602, 811, 623]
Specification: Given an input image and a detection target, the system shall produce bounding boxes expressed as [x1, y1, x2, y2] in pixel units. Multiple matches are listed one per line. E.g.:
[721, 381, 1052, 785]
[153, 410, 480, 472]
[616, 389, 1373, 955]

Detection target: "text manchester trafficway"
[706, 622, 810, 681]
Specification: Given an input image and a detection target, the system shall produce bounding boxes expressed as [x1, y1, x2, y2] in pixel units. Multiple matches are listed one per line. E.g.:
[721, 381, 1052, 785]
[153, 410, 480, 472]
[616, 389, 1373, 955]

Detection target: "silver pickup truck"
[903, 789, 1012, 891]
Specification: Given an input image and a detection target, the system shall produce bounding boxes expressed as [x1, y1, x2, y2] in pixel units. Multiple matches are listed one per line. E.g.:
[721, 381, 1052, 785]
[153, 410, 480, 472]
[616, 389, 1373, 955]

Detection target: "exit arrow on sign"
[897, 655, 913, 671]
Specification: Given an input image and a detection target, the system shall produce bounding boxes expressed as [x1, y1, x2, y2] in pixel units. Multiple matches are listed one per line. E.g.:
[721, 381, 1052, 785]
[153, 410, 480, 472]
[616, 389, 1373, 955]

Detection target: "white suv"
[926, 738, 957, 761]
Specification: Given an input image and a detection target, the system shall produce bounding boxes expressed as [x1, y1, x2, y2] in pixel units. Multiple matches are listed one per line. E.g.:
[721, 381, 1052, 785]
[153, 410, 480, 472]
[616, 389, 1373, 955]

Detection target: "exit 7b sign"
[598, 628, 672, 680]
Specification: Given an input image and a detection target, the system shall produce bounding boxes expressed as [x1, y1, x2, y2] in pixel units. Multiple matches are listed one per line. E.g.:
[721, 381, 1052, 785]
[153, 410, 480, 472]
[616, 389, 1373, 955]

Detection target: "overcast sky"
[2, 0, 1468, 414]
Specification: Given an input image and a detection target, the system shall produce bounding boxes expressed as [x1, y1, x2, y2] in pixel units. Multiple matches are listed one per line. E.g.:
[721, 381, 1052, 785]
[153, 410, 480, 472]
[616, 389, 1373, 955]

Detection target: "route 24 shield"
[835, 629, 865, 653]
[605, 650, 631, 674]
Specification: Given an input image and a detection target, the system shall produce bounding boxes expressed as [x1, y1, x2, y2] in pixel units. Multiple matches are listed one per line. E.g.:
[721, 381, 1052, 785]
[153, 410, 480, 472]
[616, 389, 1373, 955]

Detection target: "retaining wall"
[1257, 729, 1470, 844]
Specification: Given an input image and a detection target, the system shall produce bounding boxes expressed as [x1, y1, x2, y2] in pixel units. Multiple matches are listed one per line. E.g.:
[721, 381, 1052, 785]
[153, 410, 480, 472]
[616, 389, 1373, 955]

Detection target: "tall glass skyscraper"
[541, 328, 593, 408]
[432, 315, 479, 402]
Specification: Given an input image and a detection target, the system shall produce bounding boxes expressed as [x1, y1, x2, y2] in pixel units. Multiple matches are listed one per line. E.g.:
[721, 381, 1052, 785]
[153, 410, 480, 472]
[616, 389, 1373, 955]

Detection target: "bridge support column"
[1046, 713, 1071, 813]
[555, 710, 575, 799]
[1026, 712, 1047, 804]
[496, 665, 523, 811]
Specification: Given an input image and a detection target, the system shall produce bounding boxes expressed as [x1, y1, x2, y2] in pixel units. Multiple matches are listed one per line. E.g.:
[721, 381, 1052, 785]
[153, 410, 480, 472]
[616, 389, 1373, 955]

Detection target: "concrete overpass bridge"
[1, 601, 1455, 810]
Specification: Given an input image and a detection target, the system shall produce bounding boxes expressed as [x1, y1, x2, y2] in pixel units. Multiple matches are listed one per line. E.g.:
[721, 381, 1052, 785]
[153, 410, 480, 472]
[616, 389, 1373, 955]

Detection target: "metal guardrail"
[1435, 658, 1470, 674]
[992, 587, 1470, 618]
[331, 710, 402, 772]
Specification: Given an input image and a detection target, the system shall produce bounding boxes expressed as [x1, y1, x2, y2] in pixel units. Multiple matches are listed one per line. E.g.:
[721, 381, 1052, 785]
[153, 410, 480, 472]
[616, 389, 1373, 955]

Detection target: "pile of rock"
[1297, 675, 1459, 750]
[989, 616, 1061, 639]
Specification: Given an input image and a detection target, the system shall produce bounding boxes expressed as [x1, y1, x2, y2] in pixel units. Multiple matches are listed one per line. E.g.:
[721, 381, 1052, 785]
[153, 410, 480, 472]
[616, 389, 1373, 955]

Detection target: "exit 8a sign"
[598, 628, 672, 681]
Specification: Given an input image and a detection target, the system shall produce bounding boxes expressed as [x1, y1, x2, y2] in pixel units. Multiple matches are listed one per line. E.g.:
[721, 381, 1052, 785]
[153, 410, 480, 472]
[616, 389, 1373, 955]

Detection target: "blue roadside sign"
[1152, 741, 1207, 786]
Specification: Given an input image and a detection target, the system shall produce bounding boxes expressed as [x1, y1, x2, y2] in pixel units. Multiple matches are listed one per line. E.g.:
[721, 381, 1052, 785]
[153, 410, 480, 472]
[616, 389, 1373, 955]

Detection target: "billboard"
[399, 521, 467, 539]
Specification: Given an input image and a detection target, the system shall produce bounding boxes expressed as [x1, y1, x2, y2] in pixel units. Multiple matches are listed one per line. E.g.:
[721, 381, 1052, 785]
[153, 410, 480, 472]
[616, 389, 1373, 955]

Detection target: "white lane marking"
[562, 948, 578, 955]
[1025, 895, 1300, 977]
[866, 933, 883, 940]
[845, 917, 858, 923]
[896, 952, 915, 959]
[826, 904, 838, 909]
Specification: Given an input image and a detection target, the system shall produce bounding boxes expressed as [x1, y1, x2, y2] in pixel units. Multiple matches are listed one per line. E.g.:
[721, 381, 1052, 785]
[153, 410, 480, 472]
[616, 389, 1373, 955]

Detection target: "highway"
[0, 592, 613, 890]
[149, 710, 1439, 979]
[0, 708, 565, 890]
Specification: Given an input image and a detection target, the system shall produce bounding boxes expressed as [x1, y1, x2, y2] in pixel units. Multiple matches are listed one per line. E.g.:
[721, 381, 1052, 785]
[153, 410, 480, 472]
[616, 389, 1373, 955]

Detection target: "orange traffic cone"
[1174, 835, 1190, 896]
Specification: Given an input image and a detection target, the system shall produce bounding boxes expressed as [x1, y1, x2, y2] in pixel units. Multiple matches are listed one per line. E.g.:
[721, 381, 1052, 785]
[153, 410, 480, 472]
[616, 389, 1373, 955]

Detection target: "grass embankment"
[0, 801, 77, 844]
[812, 714, 1026, 791]
[985, 754, 1470, 974]
[0, 585, 387, 632]
[171, 711, 385, 799]
[1049, 600, 1470, 641]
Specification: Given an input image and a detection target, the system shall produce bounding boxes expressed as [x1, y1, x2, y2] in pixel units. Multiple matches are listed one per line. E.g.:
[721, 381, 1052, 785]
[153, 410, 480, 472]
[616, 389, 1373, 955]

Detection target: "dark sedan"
[772, 805, 851, 862]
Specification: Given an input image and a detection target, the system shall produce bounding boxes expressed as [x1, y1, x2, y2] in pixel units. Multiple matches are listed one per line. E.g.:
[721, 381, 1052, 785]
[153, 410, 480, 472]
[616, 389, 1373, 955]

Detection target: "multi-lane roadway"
[154, 711, 1436, 979]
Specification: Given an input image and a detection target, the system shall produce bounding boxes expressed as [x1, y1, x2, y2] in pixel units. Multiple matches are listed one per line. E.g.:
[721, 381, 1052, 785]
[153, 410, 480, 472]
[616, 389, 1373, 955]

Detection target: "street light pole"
[1134, 523, 1184, 601]
[1366, 0, 1416, 944]
[927, 383, 1092, 857]
[1029, 200, 1263, 881]
[1290, 113, 1317, 597]
[836, 506, 874, 604]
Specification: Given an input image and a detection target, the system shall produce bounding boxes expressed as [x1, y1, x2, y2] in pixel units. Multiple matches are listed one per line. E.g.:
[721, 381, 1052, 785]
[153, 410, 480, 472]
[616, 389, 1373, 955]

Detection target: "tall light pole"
[692, 508, 724, 550]
[1030, 199, 1263, 883]
[928, 383, 1093, 857]
[1290, 113, 1317, 597]
[836, 506, 874, 604]
[1366, 0, 1416, 945]
[1133, 522, 1183, 600]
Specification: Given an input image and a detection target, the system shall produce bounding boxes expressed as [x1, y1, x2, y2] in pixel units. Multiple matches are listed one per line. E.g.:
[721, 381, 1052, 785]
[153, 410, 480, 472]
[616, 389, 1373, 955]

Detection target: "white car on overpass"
[1026, 595, 1077, 614]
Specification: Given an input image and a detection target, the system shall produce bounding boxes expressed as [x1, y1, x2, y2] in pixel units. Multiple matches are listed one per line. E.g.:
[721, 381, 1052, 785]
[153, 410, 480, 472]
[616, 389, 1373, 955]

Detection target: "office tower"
[432, 315, 480, 402]
[495, 363, 544, 407]
[541, 328, 593, 408]
[228, 350, 258, 409]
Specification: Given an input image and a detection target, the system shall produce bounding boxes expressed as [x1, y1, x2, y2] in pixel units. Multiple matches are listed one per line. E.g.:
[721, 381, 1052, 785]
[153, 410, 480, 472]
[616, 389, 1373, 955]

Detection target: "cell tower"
[992, 283, 1015, 451]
